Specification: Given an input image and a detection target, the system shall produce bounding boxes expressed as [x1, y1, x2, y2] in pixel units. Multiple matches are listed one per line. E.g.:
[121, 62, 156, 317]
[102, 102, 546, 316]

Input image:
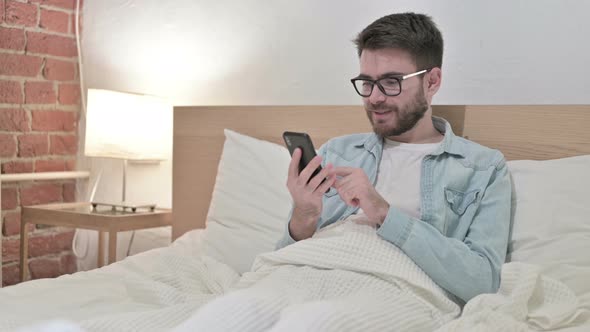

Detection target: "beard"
[365, 89, 429, 138]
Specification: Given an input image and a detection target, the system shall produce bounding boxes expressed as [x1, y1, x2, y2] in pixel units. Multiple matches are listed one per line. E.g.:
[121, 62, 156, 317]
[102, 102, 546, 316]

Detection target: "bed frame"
[172, 105, 590, 240]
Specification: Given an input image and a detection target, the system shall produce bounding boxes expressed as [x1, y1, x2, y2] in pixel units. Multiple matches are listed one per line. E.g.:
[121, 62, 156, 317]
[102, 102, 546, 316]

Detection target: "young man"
[179, 13, 512, 332]
[277, 12, 512, 304]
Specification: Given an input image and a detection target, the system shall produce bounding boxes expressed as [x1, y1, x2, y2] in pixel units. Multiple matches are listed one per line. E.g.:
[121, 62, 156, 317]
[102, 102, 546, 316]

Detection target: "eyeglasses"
[350, 68, 432, 97]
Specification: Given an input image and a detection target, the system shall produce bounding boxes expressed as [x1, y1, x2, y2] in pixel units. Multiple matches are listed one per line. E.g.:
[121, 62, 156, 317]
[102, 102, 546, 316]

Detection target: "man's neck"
[386, 113, 444, 144]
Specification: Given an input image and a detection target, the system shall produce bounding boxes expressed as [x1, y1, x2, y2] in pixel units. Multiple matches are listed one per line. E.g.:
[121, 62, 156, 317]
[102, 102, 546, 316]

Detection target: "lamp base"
[90, 201, 156, 213]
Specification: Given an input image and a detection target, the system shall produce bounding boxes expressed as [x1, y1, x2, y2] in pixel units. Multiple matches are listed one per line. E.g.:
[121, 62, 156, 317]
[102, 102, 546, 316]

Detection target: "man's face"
[358, 48, 429, 138]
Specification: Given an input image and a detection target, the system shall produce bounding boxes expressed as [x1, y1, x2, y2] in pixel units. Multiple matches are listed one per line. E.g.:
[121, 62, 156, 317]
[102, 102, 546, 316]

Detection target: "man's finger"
[332, 167, 357, 176]
[315, 173, 336, 196]
[334, 176, 352, 190]
[308, 163, 333, 191]
[299, 155, 323, 183]
[288, 148, 302, 178]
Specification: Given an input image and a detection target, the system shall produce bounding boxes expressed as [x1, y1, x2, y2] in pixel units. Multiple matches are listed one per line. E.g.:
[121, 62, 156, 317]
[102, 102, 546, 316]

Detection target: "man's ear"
[426, 67, 442, 96]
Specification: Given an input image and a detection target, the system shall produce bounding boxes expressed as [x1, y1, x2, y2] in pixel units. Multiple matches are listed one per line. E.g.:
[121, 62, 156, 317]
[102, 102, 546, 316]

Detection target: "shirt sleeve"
[377, 160, 512, 303]
[275, 208, 297, 249]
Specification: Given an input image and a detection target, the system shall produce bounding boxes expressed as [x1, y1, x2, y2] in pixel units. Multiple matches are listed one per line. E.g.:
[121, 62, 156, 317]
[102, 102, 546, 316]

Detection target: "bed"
[1, 105, 589, 331]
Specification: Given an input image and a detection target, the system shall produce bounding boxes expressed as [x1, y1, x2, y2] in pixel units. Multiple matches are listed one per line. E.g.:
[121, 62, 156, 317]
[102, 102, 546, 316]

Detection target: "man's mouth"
[369, 109, 395, 117]
[368, 107, 396, 114]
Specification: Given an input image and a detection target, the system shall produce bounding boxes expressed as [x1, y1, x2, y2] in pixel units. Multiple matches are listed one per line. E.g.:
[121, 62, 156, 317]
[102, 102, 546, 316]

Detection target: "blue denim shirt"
[276, 117, 512, 303]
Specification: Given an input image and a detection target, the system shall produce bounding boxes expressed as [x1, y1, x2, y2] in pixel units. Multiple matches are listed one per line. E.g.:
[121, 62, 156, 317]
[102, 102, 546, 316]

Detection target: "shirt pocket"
[444, 187, 480, 216]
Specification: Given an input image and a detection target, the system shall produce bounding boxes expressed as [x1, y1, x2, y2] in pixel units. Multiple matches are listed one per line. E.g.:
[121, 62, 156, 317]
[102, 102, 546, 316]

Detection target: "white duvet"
[1, 226, 588, 332]
[175, 221, 460, 331]
[436, 262, 589, 332]
[0, 231, 239, 332]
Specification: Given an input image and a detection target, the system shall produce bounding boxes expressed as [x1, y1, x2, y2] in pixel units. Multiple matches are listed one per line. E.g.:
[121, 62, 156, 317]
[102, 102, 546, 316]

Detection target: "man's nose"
[368, 86, 386, 104]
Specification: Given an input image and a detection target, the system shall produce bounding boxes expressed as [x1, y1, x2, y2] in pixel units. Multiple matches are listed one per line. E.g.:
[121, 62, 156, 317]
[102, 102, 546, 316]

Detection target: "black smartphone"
[282, 131, 323, 181]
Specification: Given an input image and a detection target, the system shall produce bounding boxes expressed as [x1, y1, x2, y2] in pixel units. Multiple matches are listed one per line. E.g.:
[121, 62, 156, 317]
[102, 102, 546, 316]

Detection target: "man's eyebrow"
[377, 71, 404, 79]
[353, 72, 404, 80]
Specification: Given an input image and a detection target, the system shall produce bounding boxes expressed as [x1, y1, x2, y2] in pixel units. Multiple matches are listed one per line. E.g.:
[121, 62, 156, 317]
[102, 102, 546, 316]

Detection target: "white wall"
[80, 0, 590, 211]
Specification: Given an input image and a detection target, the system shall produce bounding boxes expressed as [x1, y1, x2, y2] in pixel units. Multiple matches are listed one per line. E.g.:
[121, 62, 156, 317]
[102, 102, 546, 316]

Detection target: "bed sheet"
[3, 227, 590, 332]
[0, 230, 239, 332]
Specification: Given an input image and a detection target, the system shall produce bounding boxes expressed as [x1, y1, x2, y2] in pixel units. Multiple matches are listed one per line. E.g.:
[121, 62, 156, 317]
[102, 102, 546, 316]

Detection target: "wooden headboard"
[172, 105, 590, 240]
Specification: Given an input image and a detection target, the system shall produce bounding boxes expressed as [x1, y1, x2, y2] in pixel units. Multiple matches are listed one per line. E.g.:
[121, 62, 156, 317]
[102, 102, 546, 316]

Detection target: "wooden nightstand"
[20, 202, 172, 282]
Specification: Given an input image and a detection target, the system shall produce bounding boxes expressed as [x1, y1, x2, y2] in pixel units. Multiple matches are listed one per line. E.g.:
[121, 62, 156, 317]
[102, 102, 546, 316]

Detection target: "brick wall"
[1, 0, 81, 286]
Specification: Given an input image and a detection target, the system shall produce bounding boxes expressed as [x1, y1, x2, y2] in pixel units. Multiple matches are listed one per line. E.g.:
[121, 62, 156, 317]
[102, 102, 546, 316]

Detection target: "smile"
[371, 110, 393, 117]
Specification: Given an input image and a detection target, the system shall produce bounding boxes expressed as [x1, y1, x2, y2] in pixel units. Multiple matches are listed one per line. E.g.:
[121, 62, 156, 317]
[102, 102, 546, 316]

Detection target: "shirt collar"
[430, 116, 465, 157]
[354, 116, 466, 158]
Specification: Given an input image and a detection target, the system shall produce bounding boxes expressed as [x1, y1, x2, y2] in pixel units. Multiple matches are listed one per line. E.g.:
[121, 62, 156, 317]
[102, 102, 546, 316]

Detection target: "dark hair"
[354, 12, 443, 70]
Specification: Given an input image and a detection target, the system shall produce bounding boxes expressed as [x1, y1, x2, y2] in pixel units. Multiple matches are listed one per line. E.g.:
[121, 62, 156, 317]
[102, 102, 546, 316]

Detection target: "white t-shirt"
[345, 138, 441, 225]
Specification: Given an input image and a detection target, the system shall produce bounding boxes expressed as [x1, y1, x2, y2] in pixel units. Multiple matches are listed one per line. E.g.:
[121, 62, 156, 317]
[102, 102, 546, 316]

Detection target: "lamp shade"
[84, 89, 172, 161]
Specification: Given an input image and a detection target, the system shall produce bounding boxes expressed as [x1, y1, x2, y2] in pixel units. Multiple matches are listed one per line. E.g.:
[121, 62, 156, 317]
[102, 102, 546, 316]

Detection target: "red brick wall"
[1, 0, 81, 286]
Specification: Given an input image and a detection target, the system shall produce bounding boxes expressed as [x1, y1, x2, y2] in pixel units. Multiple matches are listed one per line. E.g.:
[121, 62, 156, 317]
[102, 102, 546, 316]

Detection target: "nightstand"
[20, 202, 172, 282]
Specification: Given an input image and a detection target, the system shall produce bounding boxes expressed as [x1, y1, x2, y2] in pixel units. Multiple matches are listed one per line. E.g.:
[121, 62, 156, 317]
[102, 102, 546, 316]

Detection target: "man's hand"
[286, 148, 336, 241]
[333, 167, 389, 226]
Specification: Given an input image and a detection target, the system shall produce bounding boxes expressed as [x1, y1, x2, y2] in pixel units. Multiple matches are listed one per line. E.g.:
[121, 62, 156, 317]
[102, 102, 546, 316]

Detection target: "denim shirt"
[276, 117, 512, 303]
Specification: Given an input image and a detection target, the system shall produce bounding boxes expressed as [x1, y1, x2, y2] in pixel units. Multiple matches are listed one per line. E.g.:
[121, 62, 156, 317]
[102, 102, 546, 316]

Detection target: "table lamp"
[84, 89, 172, 212]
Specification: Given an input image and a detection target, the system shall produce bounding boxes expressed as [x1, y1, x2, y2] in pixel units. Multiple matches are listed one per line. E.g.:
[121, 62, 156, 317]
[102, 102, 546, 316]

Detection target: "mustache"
[366, 104, 399, 113]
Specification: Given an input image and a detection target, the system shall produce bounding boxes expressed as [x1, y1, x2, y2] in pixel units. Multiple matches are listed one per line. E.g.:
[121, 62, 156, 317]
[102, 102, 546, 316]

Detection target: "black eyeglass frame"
[350, 68, 432, 97]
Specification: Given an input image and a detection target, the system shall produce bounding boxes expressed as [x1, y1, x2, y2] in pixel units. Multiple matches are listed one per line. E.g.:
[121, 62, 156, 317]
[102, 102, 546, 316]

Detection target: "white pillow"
[507, 155, 590, 300]
[202, 129, 292, 274]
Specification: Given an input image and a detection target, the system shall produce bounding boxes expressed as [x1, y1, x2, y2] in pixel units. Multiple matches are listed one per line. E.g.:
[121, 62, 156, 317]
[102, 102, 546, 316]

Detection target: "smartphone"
[282, 131, 323, 181]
